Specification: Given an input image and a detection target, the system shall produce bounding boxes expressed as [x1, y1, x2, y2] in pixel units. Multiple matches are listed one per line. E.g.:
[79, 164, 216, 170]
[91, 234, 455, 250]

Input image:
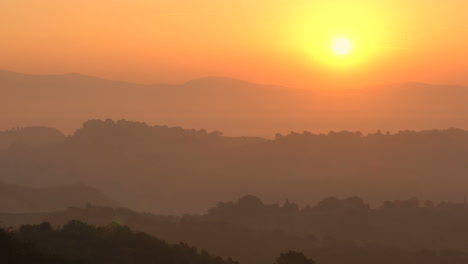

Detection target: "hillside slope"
[0, 182, 118, 213]
[3, 71, 468, 136]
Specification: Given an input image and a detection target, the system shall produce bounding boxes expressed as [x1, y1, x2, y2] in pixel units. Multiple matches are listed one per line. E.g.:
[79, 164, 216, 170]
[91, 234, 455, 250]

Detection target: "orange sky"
[1, 0, 468, 89]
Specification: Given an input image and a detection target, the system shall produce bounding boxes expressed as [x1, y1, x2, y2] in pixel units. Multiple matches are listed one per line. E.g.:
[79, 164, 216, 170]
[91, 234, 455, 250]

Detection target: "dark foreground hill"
[3, 197, 468, 264]
[2, 120, 468, 214]
[1, 221, 238, 264]
[0, 182, 118, 213]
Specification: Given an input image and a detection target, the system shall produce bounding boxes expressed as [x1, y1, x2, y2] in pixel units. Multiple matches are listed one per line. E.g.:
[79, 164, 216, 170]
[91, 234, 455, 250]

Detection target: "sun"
[331, 37, 352, 56]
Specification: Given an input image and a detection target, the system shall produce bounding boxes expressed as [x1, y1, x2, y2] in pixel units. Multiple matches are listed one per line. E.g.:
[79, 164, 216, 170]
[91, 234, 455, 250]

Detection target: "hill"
[3, 201, 468, 264]
[0, 126, 65, 149]
[0, 182, 118, 213]
[3, 71, 468, 136]
[2, 120, 468, 213]
[1, 221, 238, 264]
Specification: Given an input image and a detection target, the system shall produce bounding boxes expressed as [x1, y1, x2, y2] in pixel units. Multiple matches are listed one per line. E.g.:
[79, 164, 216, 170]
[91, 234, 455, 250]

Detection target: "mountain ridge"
[2, 70, 468, 136]
[3, 69, 455, 90]
[0, 181, 119, 213]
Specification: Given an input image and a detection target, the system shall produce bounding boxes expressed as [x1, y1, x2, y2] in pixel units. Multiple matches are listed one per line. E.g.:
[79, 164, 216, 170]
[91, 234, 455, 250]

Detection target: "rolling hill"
[1, 120, 468, 214]
[0, 182, 118, 213]
[2, 70, 468, 136]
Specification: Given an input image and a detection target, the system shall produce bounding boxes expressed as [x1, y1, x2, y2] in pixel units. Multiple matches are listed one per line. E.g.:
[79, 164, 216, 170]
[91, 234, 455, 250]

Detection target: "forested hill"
[3, 71, 468, 136]
[1, 221, 238, 264]
[2, 120, 468, 213]
[0, 126, 65, 150]
[3, 198, 468, 264]
[0, 182, 118, 213]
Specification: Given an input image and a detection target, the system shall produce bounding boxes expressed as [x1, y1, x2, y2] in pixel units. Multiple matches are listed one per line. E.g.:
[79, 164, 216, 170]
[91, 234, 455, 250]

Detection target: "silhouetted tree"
[12, 221, 239, 264]
[274, 251, 315, 264]
[316, 197, 342, 211]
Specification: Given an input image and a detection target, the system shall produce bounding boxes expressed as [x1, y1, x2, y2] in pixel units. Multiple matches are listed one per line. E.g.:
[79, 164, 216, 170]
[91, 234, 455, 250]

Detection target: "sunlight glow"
[332, 37, 352, 56]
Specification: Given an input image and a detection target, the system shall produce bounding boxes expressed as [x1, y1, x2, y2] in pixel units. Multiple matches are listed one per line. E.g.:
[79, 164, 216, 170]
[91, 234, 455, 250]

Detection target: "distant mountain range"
[2, 70, 468, 136]
[0, 182, 118, 213]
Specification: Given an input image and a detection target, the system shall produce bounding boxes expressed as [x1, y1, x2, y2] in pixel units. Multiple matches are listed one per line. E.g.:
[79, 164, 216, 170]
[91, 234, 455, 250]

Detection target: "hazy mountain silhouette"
[3, 70, 468, 136]
[0, 182, 118, 213]
[4, 199, 468, 264]
[2, 119, 468, 214]
[0, 126, 65, 149]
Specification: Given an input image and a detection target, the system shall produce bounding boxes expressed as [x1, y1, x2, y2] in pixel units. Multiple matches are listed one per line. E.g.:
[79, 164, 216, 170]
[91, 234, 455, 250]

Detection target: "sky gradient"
[1, 0, 468, 89]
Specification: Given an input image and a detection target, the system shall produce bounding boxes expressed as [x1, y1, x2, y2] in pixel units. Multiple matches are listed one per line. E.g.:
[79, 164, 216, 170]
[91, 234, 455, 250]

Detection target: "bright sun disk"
[332, 37, 352, 56]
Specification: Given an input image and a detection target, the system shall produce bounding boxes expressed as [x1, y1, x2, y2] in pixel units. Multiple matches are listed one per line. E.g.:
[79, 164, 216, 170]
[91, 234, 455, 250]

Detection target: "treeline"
[0, 182, 117, 213]
[206, 195, 468, 251]
[0, 127, 65, 149]
[2, 119, 468, 214]
[3, 197, 468, 264]
[0, 227, 65, 263]
[1, 221, 238, 264]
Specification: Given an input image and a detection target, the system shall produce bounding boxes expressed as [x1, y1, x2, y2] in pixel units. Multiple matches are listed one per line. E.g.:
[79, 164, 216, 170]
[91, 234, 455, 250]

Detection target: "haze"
[2, 0, 468, 88]
[3, 1, 468, 264]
